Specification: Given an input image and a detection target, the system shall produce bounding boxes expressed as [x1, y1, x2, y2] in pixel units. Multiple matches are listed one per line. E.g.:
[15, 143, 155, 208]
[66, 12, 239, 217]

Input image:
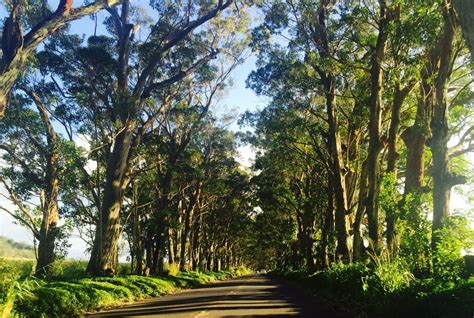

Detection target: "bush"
[432, 214, 474, 283]
[0, 258, 35, 317]
[13, 270, 238, 317]
[165, 263, 180, 276]
[363, 252, 415, 295]
[277, 260, 473, 317]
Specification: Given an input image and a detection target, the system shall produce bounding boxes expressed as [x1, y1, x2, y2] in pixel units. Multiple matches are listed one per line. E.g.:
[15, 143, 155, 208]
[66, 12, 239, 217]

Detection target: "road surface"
[88, 274, 348, 317]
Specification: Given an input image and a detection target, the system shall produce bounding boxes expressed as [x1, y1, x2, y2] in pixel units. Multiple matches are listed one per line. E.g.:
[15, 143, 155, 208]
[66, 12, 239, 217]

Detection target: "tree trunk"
[87, 120, 135, 275]
[325, 79, 351, 261]
[431, 5, 456, 248]
[26, 88, 60, 277]
[0, 0, 122, 118]
[0, 58, 24, 118]
[145, 226, 154, 274]
[179, 184, 201, 271]
[168, 227, 176, 266]
[353, 160, 368, 261]
[312, 1, 350, 261]
[319, 183, 334, 268]
[365, 0, 391, 254]
[36, 163, 59, 276]
[386, 84, 411, 252]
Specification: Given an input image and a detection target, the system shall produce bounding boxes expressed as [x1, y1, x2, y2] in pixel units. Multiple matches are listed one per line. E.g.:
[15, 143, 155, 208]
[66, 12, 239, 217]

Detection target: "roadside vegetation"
[0, 258, 248, 317]
[274, 263, 473, 317]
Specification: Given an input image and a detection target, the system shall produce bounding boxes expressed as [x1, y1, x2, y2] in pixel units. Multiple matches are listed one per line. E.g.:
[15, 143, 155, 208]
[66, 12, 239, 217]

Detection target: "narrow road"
[88, 274, 348, 317]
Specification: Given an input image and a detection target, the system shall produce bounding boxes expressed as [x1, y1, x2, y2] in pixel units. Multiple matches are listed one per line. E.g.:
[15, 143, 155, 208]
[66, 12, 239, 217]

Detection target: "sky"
[0, 2, 472, 259]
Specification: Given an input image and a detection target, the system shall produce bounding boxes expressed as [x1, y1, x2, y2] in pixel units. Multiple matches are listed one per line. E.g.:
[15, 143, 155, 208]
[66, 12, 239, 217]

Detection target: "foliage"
[398, 193, 432, 274]
[164, 263, 180, 276]
[432, 214, 474, 283]
[277, 265, 474, 318]
[0, 259, 36, 318]
[364, 252, 415, 295]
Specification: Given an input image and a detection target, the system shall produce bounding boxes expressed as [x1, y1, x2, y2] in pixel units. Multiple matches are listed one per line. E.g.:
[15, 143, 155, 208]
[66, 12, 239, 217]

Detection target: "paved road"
[88, 274, 348, 317]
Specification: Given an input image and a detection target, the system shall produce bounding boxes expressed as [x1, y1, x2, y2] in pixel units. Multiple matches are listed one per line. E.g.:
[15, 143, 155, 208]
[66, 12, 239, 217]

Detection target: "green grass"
[0, 258, 249, 317]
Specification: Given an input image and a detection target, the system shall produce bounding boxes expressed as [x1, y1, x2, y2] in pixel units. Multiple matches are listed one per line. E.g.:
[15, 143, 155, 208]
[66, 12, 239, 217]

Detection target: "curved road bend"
[87, 274, 349, 317]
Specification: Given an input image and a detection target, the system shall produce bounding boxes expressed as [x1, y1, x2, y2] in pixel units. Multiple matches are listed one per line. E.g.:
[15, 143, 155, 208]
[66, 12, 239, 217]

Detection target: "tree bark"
[430, 3, 456, 248]
[353, 160, 368, 261]
[386, 84, 411, 252]
[365, 0, 392, 254]
[87, 120, 135, 275]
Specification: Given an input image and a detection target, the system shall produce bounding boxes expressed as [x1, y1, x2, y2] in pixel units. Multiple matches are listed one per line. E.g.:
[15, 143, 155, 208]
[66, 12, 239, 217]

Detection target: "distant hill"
[0, 236, 35, 259]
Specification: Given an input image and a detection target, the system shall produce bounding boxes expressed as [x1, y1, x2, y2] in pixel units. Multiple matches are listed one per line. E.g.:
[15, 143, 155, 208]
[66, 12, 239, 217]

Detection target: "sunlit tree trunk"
[430, 3, 457, 248]
[87, 120, 135, 275]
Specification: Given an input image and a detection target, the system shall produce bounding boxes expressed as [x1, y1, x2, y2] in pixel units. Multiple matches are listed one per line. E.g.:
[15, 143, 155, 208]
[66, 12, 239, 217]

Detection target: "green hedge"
[13, 269, 245, 317]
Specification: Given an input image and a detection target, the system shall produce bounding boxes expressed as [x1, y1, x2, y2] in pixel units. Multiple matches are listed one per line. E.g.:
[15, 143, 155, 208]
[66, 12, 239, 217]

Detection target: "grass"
[0, 258, 249, 317]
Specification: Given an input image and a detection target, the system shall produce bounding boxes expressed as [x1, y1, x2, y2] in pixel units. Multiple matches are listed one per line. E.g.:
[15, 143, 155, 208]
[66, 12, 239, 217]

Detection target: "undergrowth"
[274, 260, 474, 318]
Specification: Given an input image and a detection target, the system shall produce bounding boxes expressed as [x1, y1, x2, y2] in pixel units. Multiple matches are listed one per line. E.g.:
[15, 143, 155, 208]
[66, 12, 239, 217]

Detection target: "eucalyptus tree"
[0, 82, 84, 276]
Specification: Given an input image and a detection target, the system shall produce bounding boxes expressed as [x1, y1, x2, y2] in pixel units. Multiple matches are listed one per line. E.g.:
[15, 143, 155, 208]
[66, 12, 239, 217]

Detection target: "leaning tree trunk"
[0, 0, 122, 118]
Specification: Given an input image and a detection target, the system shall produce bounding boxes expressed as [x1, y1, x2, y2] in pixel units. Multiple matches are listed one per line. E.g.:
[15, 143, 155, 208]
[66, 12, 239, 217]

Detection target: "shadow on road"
[88, 275, 347, 317]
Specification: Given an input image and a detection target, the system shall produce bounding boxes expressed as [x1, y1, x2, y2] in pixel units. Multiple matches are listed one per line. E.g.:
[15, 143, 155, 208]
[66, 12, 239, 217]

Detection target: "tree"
[0, 83, 83, 276]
